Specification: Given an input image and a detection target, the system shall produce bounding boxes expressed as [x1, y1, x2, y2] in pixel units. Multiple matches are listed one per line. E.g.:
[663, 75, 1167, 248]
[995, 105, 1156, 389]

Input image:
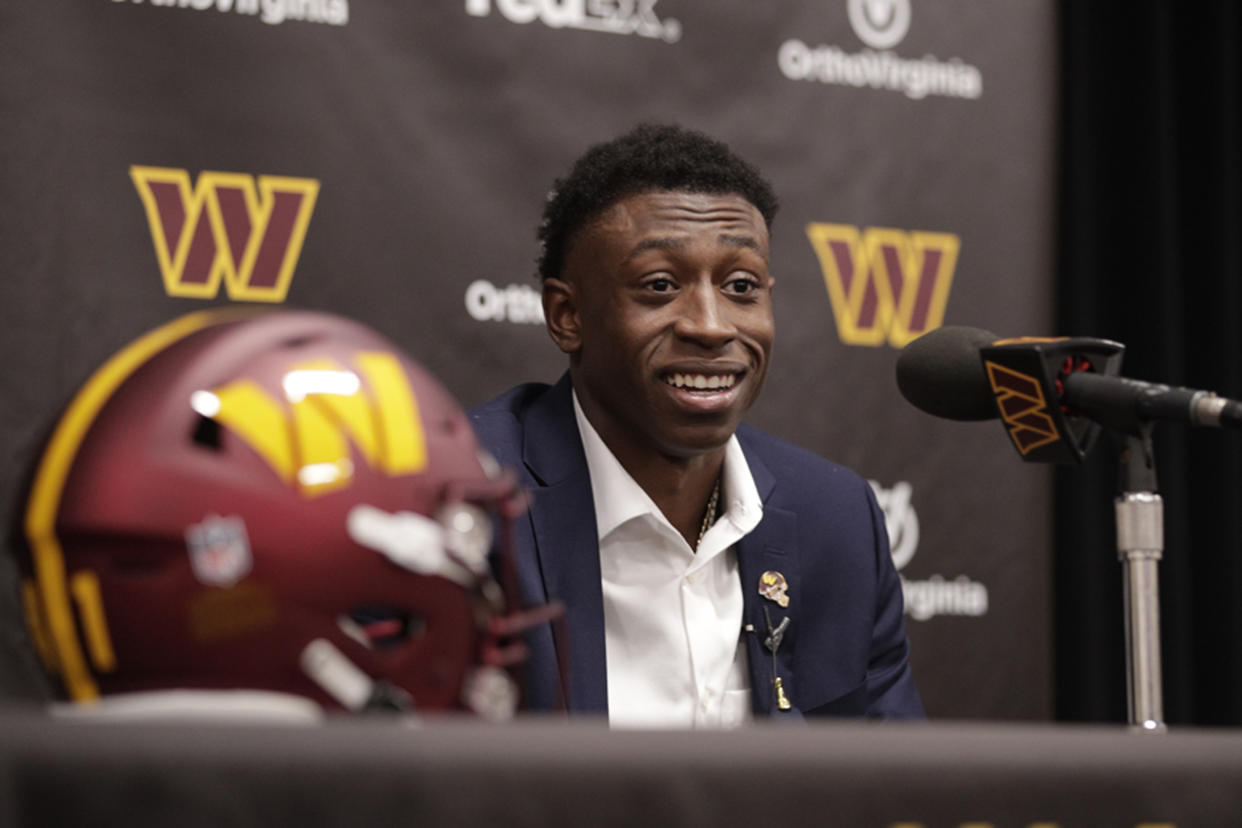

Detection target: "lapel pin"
[758, 570, 790, 608]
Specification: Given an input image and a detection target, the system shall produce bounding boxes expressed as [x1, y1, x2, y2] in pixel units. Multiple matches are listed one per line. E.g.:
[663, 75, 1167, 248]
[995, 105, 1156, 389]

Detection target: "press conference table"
[1, 709, 1239, 827]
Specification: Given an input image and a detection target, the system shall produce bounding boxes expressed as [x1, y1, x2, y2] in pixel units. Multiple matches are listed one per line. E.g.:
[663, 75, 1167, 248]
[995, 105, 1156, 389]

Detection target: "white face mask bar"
[345, 504, 480, 587]
[299, 638, 415, 714]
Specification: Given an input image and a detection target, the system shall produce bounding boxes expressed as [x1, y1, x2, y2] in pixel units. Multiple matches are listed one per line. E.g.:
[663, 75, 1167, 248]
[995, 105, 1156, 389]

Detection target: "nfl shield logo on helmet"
[186, 515, 253, 587]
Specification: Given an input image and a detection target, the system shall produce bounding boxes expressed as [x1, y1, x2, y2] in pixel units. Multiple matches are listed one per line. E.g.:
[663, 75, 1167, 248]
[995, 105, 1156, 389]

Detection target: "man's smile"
[658, 365, 748, 414]
[663, 372, 738, 391]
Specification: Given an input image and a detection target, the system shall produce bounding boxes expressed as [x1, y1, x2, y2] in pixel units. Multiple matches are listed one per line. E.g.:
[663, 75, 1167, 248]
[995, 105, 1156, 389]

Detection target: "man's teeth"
[665, 373, 736, 390]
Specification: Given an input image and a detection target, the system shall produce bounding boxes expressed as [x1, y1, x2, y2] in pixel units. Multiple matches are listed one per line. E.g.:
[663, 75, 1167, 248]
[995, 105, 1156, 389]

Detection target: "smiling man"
[470, 124, 923, 725]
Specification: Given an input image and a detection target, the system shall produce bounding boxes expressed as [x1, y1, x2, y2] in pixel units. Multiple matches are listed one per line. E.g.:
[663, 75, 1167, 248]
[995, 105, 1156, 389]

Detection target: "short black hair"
[536, 123, 779, 283]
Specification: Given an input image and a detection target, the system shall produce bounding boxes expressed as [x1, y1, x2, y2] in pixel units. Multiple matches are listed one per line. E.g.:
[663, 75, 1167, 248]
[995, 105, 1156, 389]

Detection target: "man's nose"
[673, 282, 736, 346]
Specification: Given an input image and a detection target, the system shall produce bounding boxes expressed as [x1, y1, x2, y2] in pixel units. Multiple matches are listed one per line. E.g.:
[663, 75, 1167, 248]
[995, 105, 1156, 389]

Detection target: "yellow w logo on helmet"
[195, 352, 427, 497]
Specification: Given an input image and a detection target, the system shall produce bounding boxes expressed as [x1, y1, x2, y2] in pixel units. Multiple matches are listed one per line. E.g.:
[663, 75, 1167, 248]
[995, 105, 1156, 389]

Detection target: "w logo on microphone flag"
[984, 361, 1061, 456]
[806, 223, 959, 348]
[130, 166, 319, 303]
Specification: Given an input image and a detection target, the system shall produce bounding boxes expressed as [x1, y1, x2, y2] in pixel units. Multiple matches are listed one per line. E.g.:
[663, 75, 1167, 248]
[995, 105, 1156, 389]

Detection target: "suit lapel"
[521, 375, 609, 714]
[736, 434, 804, 719]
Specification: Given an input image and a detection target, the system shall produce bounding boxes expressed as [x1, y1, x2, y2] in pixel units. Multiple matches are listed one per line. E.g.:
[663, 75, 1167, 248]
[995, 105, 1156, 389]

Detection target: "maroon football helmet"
[19, 309, 554, 716]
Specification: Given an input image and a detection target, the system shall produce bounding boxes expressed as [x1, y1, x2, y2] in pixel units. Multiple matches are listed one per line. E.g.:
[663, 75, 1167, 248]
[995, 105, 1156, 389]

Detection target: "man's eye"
[647, 278, 674, 292]
[725, 276, 758, 294]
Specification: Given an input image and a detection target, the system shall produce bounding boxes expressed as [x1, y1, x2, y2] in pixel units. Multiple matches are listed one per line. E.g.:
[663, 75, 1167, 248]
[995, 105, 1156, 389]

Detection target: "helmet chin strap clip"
[299, 638, 413, 714]
[362, 680, 416, 714]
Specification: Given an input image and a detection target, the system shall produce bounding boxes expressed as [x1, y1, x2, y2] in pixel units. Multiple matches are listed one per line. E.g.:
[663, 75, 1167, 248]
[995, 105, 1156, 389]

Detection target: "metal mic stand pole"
[1115, 422, 1165, 732]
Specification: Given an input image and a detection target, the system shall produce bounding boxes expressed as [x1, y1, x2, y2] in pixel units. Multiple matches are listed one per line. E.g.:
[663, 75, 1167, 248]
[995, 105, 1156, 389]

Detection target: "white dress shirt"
[572, 393, 763, 728]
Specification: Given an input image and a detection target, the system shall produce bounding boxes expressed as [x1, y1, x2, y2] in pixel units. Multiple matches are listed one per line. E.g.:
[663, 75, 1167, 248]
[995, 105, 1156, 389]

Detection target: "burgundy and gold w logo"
[130, 166, 319, 303]
[984, 361, 1061, 456]
[806, 223, 959, 348]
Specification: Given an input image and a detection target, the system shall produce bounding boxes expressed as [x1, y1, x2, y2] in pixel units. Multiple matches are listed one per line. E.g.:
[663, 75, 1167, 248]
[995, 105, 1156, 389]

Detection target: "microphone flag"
[979, 336, 1124, 463]
[897, 325, 1126, 464]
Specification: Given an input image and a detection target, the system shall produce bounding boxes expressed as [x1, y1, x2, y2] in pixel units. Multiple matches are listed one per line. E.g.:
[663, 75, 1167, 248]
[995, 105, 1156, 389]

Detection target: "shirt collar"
[572, 390, 762, 543]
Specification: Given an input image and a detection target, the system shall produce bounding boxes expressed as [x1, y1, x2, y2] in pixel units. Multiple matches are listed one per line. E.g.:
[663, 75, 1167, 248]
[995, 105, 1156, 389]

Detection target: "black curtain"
[1056, 2, 1242, 724]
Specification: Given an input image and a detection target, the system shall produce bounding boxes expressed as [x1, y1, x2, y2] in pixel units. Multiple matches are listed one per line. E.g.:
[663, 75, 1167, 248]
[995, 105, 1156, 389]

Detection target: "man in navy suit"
[470, 124, 923, 723]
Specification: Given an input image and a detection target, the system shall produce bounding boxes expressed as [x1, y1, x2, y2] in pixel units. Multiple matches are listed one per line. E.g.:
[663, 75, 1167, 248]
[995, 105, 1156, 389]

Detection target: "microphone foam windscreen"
[895, 326, 999, 421]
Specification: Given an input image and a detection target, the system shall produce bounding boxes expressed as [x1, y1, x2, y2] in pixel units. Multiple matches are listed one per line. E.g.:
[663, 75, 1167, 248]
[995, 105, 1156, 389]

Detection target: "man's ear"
[542, 277, 581, 354]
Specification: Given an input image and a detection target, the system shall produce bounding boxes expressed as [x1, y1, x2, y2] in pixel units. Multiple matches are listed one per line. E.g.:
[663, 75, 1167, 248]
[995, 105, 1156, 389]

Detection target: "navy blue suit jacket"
[469, 374, 924, 720]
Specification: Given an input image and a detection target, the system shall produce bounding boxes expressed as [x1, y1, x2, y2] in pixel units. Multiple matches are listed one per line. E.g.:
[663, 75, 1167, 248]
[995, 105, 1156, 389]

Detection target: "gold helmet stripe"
[23, 309, 254, 701]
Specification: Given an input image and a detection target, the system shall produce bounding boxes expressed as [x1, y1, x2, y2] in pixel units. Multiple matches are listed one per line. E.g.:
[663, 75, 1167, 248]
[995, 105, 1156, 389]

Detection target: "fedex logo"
[465, 0, 681, 42]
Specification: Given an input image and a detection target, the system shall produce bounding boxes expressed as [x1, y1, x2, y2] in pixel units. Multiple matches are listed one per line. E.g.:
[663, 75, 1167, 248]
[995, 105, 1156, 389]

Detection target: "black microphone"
[895, 325, 1000, 421]
[898, 325, 1242, 431]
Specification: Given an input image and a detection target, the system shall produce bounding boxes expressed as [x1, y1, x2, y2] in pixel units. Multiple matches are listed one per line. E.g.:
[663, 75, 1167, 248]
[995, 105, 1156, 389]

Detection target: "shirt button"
[685, 574, 696, 585]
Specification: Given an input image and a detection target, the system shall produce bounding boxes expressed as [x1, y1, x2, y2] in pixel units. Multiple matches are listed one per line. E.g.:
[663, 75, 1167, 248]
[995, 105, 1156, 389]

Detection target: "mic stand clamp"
[1115, 424, 1166, 733]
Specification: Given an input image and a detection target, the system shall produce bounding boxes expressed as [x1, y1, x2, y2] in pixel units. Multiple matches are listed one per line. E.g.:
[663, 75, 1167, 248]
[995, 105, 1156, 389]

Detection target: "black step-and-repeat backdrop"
[0, 1, 1056, 719]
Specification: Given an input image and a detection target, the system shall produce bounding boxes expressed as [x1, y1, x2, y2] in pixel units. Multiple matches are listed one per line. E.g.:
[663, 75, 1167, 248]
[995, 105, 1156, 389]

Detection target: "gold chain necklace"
[695, 477, 721, 550]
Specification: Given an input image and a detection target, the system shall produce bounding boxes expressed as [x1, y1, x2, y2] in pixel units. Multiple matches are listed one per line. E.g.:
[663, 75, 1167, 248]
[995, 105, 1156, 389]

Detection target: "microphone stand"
[1114, 422, 1166, 732]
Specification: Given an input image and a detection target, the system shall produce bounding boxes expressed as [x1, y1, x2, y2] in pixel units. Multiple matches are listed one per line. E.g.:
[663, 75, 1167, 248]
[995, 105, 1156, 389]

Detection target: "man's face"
[549, 190, 775, 463]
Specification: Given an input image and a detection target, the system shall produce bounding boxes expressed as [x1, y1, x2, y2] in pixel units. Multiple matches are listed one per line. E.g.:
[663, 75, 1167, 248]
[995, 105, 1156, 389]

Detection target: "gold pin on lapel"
[774, 676, 792, 711]
[758, 570, 789, 608]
